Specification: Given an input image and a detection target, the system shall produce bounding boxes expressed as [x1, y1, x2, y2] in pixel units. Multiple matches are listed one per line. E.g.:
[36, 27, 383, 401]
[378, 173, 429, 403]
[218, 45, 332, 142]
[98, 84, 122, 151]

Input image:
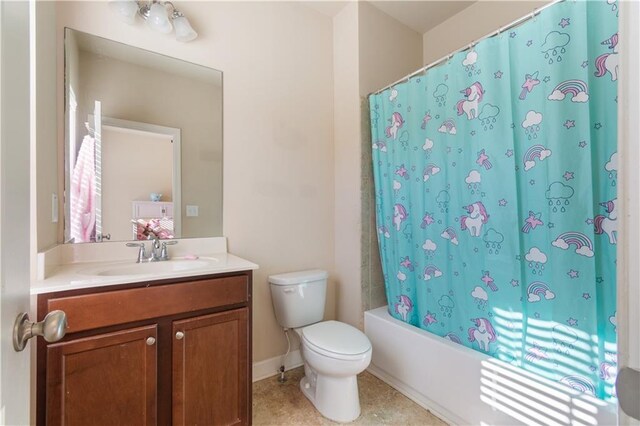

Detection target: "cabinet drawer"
[46, 275, 248, 333]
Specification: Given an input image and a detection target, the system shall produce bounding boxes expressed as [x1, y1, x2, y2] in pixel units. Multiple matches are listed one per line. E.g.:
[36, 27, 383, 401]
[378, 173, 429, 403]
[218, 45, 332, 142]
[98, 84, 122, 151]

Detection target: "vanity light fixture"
[109, 1, 198, 42]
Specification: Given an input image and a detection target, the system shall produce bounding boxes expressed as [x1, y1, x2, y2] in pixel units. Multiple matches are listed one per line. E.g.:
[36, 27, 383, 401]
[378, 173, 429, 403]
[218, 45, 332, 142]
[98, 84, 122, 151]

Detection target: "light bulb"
[147, 2, 172, 34]
[109, 1, 139, 25]
[173, 16, 198, 42]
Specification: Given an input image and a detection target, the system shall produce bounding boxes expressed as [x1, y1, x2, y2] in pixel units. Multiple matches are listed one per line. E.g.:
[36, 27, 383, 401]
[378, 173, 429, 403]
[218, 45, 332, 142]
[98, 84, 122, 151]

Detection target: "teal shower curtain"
[369, 0, 618, 400]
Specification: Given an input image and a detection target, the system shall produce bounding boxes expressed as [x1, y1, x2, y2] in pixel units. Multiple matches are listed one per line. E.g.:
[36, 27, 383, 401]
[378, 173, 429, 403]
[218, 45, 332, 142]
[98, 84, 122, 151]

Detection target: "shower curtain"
[369, 0, 618, 400]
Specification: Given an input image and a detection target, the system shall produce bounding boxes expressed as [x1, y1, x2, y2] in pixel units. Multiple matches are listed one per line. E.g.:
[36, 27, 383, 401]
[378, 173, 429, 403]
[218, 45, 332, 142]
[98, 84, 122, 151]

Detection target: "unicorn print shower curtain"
[369, 0, 618, 400]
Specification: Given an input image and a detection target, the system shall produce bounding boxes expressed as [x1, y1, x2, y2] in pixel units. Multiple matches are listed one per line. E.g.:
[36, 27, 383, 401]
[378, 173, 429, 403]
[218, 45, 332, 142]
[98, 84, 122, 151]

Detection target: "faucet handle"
[126, 242, 147, 263]
[160, 240, 178, 261]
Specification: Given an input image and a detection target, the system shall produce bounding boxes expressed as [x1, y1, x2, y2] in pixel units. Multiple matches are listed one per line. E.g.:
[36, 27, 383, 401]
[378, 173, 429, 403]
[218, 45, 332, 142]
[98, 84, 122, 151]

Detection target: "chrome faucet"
[126, 239, 178, 263]
[149, 236, 162, 262]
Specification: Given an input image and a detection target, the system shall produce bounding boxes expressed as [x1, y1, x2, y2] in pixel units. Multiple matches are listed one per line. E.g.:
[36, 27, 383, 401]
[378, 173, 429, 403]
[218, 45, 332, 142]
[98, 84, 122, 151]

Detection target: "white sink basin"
[80, 257, 219, 277]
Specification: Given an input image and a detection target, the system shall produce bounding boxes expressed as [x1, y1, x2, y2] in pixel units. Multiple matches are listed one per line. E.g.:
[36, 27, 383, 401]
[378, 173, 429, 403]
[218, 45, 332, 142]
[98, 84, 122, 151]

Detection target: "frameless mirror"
[64, 28, 222, 243]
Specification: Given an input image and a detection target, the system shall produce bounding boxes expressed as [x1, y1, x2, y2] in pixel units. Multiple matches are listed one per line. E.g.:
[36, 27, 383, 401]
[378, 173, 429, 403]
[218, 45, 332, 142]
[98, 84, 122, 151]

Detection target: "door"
[45, 325, 158, 426]
[1, 1, 33, 424]
[172, 309, 249, 426]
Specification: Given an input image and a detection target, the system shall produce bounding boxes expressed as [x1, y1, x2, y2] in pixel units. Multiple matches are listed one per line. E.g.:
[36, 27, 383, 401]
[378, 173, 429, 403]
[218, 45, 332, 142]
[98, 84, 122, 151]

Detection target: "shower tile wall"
[361, 98, 387, 312]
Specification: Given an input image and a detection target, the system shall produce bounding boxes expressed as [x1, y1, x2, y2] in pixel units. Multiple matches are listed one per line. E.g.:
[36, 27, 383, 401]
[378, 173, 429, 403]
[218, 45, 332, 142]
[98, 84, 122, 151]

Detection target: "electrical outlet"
[186, 205, 199, 217]
[52, 193, 58, 223]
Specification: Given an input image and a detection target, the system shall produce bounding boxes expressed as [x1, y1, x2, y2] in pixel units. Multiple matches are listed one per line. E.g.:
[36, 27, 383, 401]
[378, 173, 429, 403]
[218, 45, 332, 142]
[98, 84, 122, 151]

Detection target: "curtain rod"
[370, 0, 566, 97]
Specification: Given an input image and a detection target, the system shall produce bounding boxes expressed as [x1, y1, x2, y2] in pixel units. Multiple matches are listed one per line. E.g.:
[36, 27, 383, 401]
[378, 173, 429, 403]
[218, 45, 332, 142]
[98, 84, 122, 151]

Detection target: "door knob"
[13, 310, 67, 352]
[146, 337, 156, 346]
[175, 331, 184, 340]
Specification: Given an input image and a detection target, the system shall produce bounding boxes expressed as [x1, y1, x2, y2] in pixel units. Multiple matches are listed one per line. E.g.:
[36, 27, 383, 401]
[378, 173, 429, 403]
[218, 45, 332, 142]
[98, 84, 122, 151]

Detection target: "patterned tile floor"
[252, 367, 447, 425]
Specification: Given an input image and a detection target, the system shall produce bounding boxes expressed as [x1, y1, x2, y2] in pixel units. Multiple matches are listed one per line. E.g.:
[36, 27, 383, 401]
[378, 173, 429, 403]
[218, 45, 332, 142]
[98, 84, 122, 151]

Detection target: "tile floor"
[252, 367, 447, 425]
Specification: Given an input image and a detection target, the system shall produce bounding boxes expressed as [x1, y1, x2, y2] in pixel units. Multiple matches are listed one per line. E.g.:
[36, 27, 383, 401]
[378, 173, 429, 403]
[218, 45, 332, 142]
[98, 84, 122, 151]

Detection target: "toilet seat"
[301, 321, 371, 360]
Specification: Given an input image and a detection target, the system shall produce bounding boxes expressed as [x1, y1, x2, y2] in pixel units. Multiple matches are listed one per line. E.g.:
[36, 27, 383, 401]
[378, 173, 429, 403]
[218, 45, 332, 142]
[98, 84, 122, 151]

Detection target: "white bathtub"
[364, 306, 618, 425]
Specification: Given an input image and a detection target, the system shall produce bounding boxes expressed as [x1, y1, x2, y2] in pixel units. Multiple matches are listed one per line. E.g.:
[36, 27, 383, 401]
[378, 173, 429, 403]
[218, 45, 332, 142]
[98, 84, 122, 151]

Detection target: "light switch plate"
[52, 193, 58, 223]
[186, 205, 199, 217]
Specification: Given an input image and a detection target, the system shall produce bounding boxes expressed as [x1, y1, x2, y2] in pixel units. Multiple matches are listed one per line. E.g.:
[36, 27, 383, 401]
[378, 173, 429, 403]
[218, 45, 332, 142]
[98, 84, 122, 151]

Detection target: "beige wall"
[55, 1, 335, 363]
[333, 2, 362, 328]
[423, 0, 549, 65]
[101, 128, 173, 241]
[333, 2, 422, 328]
[74, 48, 222, 239]
[358, 2, 423, 97]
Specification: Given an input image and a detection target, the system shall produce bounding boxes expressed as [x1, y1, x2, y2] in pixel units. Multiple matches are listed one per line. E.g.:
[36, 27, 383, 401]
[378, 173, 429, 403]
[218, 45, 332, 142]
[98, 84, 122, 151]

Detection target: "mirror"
[64, 28, 222, 243]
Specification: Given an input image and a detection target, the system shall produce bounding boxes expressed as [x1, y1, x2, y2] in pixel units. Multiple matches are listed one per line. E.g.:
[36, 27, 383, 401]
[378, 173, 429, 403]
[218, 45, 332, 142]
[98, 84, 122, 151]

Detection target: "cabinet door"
[46, 325, 157, 426]
[173, 308, 249, 426]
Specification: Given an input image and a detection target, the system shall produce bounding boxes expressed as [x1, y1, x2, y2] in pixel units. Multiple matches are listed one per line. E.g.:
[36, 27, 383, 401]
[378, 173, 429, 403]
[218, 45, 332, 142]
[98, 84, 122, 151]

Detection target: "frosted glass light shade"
[109, 1, 138, 25]
[173, 16, 198, 42]
[147, 2, 172, 34]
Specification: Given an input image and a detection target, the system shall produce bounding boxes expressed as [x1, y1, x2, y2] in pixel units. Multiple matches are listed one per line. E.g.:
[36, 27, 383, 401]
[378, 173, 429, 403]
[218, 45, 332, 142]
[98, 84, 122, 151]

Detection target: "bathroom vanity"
[32, 240, 257, 426]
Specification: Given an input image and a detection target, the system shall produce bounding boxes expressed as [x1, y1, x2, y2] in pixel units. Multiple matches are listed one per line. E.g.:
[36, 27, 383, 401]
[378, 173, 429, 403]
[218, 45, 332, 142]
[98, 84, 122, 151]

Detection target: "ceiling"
[302, 1, 476, 34]
[369, 1, 475, 34]
[302, 1, 350, 17]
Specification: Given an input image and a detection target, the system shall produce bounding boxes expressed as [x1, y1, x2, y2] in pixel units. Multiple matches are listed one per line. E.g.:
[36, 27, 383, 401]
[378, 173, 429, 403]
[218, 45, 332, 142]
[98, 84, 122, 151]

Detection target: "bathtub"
[364, 307, 618, 425]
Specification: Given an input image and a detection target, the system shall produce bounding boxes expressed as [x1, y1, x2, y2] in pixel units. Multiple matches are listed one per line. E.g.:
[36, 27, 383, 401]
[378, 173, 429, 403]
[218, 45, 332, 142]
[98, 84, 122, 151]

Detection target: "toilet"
[269, 270, 372, 423]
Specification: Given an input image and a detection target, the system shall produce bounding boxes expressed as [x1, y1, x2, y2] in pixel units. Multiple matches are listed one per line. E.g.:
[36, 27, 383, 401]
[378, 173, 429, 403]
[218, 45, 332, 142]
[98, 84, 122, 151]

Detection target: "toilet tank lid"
[268, 269, 328, 285]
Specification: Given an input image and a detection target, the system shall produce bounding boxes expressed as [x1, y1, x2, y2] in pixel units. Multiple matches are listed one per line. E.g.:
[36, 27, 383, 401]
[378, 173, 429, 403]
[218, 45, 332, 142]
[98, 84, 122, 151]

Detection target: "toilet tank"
[269, 269, 328, 329]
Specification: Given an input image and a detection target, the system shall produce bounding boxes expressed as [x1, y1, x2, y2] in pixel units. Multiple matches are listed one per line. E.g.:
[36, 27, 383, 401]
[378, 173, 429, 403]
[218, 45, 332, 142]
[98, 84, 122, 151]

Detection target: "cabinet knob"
[146, 337, 156, 346]
[175, 331, 184, 340]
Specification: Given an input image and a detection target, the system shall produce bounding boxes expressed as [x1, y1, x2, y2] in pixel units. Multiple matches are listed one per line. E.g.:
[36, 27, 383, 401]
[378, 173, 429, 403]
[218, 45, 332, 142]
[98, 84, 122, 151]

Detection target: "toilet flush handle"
[283, 288, 295, 294]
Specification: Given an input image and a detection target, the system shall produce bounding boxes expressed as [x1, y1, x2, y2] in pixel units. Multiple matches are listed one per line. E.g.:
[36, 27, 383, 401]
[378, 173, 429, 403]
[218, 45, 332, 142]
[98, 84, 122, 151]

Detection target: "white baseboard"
[252, 349, 303, 383]
[366, 364, 465, 426]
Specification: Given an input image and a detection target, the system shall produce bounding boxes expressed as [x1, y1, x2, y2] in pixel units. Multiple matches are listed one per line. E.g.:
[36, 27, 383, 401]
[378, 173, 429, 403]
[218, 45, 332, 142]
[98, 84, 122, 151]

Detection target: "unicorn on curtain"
[393, 204, 408, 231]
[385, 112, 405, 140]
[394, 295, 413, 322]
[468, 318, 497, 352]
[595, 33, 619, 81]
[456, 81, 484, 120]
[594, 198, 618, 244]
[460, 201, 489, 237]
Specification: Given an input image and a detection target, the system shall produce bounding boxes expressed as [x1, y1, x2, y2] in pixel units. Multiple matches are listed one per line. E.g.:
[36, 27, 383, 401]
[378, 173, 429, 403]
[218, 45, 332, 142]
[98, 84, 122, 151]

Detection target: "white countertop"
[32, 237, 258, 295]
[31, 253, 258, 295]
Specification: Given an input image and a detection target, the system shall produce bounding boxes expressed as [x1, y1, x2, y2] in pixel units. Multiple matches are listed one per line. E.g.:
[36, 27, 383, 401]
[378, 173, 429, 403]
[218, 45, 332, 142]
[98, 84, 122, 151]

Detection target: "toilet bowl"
[296, 321, 372, 423]
[268, 270, 373, 422]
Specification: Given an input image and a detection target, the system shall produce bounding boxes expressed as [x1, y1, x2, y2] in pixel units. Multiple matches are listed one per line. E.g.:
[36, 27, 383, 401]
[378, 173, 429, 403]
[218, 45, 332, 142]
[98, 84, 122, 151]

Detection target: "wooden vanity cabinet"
[173, 309, 248, 425]
[45, 325, 158, 425]
[36, 271, 252, 426]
